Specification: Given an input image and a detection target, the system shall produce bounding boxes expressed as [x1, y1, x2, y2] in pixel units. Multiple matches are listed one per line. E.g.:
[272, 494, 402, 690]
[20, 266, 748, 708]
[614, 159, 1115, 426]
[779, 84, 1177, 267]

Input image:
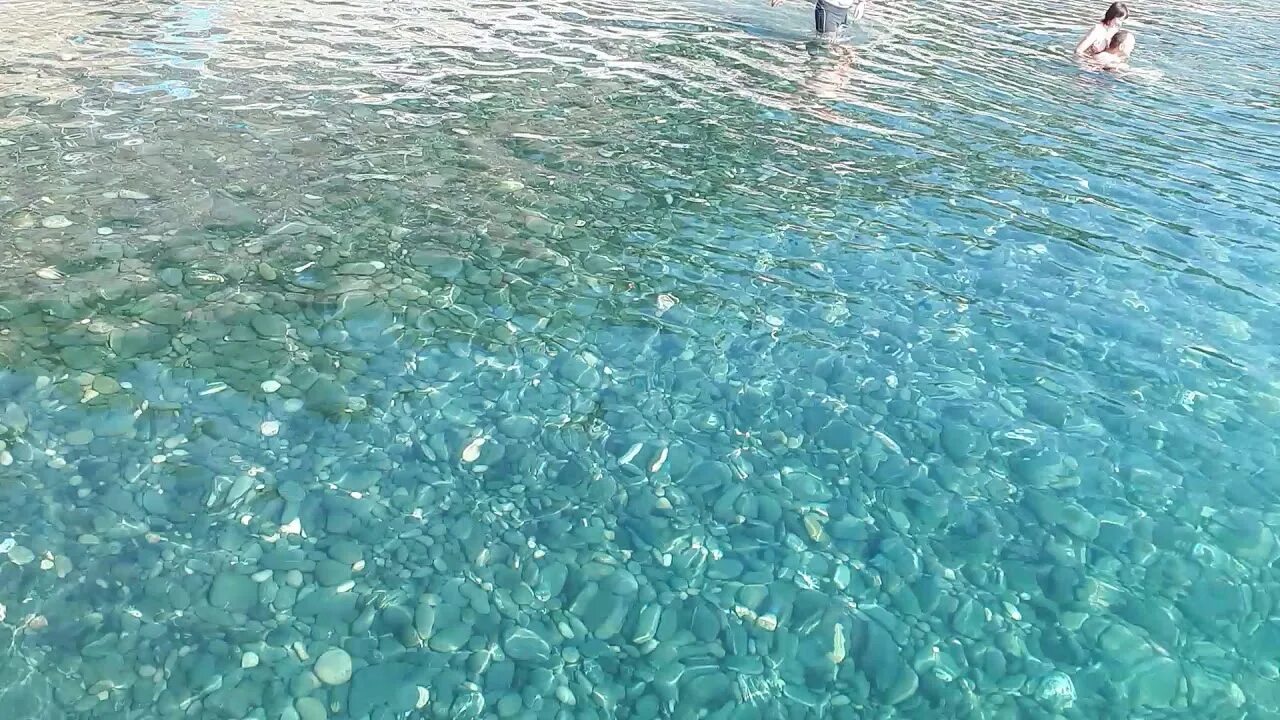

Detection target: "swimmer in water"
[770, 0, 867, 36]
[1075, 2, 1129, 57]
[1088, 29, 1136, 68]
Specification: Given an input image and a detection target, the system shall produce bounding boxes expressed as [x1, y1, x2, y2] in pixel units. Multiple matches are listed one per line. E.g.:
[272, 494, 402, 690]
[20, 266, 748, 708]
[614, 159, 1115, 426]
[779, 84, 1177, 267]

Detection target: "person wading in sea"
[1076, 2, 1129, 57]
[769, 0, 866, 36]
[1087, 29, 1137, 69]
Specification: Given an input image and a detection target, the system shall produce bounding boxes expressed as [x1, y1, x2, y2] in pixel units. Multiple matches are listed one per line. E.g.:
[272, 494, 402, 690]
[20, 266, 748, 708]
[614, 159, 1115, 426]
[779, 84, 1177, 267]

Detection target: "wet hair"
[1109, 29, 1134, 51]
[1103, 2, 1129, 24]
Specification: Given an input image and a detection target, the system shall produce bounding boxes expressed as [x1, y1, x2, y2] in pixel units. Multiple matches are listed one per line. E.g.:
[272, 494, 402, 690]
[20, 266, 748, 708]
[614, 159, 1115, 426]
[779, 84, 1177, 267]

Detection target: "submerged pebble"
[7, 545, 35, 566]
[315, 648, 353, 685]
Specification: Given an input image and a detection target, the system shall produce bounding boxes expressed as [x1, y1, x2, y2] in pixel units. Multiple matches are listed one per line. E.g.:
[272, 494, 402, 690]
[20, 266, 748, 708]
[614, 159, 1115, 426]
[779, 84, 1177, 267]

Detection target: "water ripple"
[2, 0, 1280, 717]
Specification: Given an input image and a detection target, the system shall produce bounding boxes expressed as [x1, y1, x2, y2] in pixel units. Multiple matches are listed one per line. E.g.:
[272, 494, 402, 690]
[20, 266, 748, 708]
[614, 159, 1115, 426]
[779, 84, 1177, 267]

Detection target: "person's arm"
[1075, 24, 1104, 56]
[852, 1, 866, 21]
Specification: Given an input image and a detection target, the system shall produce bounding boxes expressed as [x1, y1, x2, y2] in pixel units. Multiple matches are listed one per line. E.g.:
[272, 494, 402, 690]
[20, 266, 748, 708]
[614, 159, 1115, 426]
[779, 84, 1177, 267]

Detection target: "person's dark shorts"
[814, 0, 850, 33]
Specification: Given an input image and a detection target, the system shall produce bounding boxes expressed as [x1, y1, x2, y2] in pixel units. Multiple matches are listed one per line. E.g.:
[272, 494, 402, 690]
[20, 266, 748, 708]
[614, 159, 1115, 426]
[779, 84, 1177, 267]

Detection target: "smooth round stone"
[496, 694, 523, 717]
[1127, 657, 1182, 708]
[109, 327, 165, 357]
[886, 667, 920, 704]
[414, 603, 436, 639]
[209, 572, 257, 613]
[782, 469, 832, 502]
[295, 696, 327, 720]
[410, 250, 464, 278]
[65, 429, 94, 446]
[305, 379, 349, 415]
[42, 215, 73, 229]
[91, 375, 122, 395]
[1034, 671, 1077, 712]
[159, 268, 184, 287]
[241, 651, 260, 669]
[337, 261, 382, 276]
[261, 420, 281, 437]
[708, 558, 744, 580]
[497, 416, 538, 439]
[382, 604, 414, 632]
[503, 627, 552, 665]
[8, 545, 35, 566]
[326, 540, 363, 564]
[314, 648, 353, 685]
[818, 420, 858, 451]
[558, 356, 600, 389]
[314, 559, 352, 586]
[251, 313, 288, 338]
[525, 215, 556, 236]
[428, 624, 471, 653]
[262, 380, 282, 393]
[940, 423, 978, 462]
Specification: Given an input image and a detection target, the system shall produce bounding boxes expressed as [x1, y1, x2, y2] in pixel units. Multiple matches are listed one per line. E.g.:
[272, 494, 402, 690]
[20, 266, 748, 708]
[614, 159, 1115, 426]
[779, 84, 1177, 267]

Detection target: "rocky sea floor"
[3, 0, 1280, 719]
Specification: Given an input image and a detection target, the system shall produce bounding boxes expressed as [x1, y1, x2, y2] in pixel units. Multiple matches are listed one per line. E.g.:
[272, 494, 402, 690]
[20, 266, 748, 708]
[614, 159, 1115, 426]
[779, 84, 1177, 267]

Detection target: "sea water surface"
[1, 0, 1279, 717]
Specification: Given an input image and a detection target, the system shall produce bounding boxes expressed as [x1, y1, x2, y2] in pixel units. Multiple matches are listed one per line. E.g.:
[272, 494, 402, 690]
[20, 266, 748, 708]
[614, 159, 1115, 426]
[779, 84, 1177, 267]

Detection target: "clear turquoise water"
[2, 0, 1279, 717]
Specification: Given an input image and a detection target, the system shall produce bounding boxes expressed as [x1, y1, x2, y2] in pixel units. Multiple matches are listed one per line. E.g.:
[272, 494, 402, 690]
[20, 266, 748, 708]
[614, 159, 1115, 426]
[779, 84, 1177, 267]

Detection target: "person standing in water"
[1088, 29, 1136, 68]
[770, 0, 866, 36]
[1076, 2, 1129, 56]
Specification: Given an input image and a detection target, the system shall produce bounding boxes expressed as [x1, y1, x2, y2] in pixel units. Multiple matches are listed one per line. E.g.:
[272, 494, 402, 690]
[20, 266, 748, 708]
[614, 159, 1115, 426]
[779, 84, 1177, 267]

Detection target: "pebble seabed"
[0, 14, 1278, 719]
[0, 185, 1275, 720]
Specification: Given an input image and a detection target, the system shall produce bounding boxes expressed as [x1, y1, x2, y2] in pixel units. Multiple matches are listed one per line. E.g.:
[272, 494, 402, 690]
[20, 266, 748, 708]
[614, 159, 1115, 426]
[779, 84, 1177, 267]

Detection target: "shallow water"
[2, 0, 1280, 717]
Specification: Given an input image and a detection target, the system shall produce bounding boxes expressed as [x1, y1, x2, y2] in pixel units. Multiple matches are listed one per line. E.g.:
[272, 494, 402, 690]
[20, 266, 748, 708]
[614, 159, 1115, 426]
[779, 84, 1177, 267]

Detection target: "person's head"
[1108, 29, 1136, 55]
[1103, 2, 1129, 26]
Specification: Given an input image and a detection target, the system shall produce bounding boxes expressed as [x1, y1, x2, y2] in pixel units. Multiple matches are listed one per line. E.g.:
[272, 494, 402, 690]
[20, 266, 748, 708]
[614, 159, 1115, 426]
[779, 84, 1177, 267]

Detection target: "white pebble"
[41, 215, 73, 229]
[241, 651, 260, 669]
[461, 436, 486, 463]
[260, 420, 280, 437]
[314, 648, 353, 685]
[261, 380, 281, 393]
[97, 227, 113, 236]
